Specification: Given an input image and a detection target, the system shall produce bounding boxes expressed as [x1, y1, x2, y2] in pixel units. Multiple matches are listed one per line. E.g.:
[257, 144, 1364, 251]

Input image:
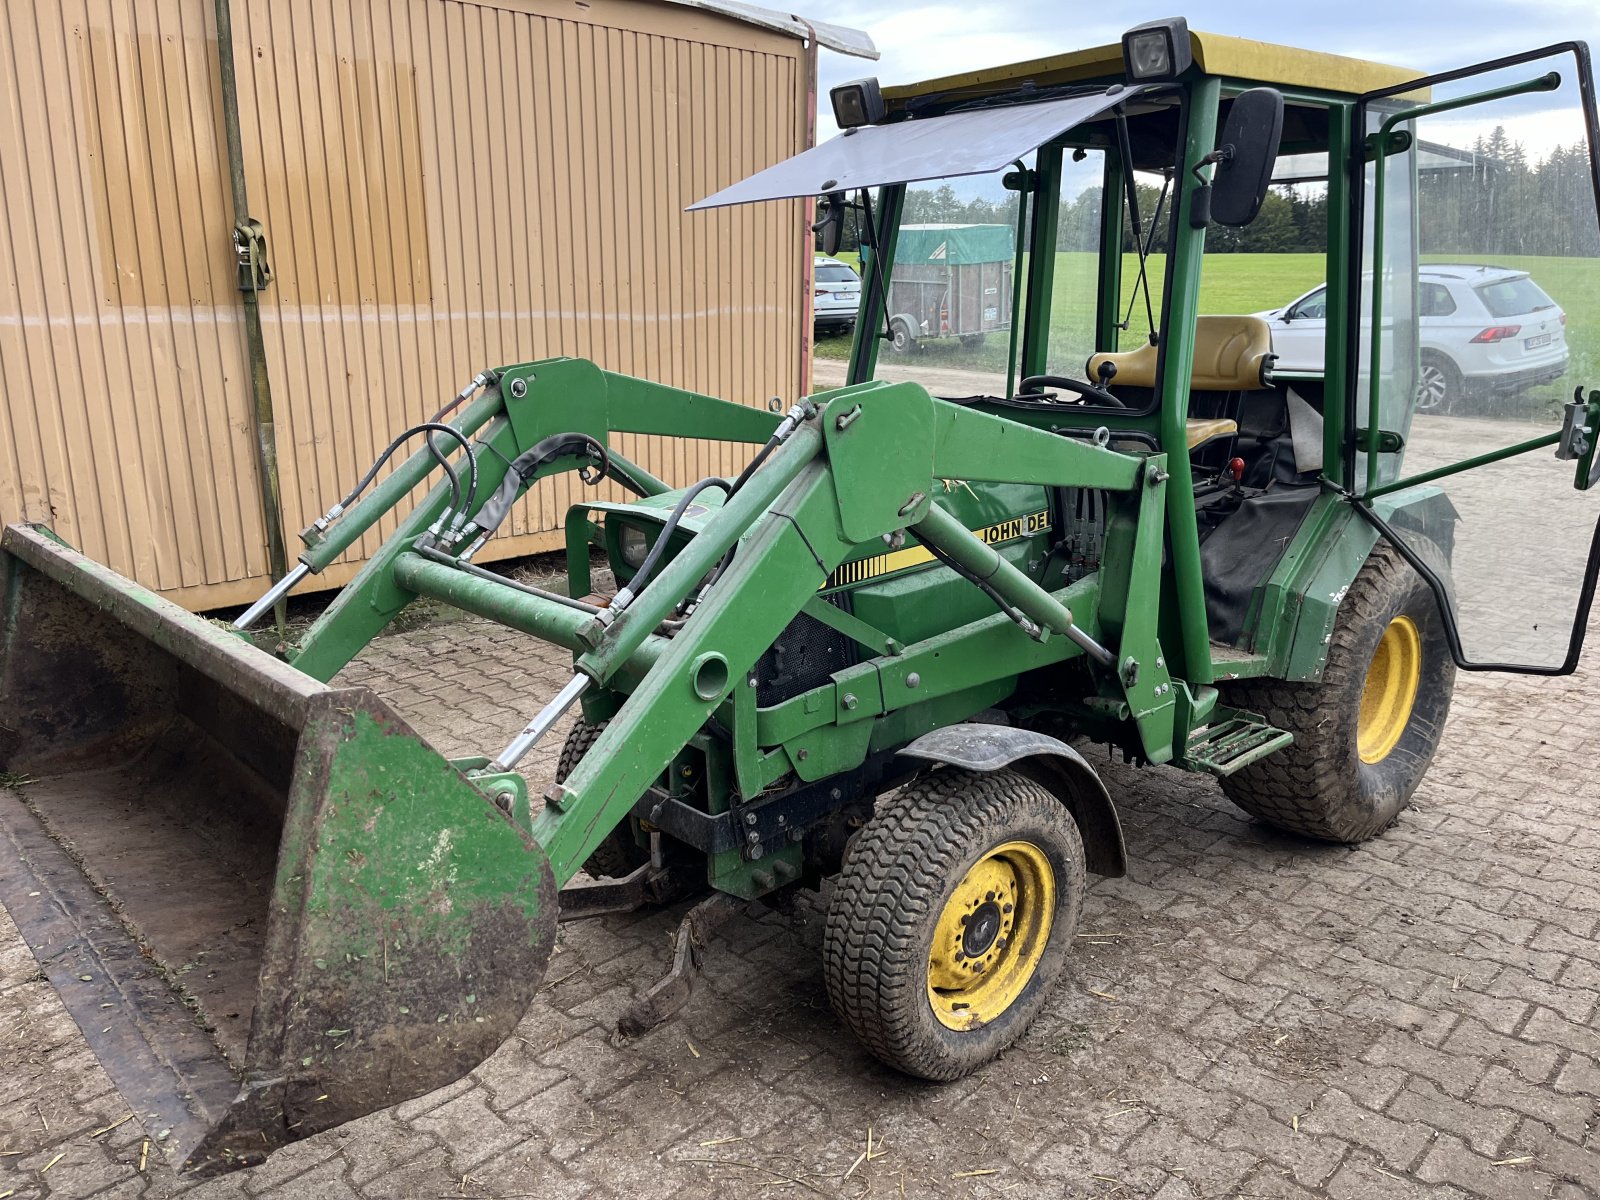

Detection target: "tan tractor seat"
[1087, 315, 1276, 392]
[1184, 417, 1239, 451]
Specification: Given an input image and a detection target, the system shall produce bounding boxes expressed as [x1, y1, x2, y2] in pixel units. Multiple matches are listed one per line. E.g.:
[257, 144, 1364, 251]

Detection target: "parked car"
[1255, 265, 1569, 412]
[813, 255, 861, 335]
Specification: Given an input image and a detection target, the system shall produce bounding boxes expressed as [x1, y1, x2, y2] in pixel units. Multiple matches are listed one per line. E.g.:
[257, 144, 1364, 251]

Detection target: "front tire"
[1220, 542, 1456, 842]
[556, 721, 650, 878]
[823, 768, 1084, 1081]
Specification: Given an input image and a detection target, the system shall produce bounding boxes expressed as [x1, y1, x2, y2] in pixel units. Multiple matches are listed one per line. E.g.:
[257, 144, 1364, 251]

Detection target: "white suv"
[813, 256, 861, 336]
[1257, 265, 1569, 412]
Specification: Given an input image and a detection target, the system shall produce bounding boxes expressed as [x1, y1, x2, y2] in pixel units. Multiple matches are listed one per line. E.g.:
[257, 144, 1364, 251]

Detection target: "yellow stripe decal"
[824, 510, 1051, 590]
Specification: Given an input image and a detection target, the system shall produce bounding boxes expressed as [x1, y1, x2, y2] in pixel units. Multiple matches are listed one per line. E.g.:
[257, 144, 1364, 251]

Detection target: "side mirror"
[1210, 88, 1284, 227]
[813, 192, 846, 257]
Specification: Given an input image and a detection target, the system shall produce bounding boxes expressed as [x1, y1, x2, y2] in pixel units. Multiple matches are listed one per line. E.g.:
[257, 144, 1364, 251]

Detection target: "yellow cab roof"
[883, 30, 1426, 108]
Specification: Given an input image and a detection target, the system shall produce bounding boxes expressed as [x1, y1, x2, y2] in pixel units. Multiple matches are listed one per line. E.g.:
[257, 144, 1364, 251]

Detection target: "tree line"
[818, 127, 1596, 259]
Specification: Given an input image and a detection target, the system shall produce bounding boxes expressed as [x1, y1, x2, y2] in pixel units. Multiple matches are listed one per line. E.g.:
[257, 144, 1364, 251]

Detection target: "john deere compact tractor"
[4, 17, 1600, 1176]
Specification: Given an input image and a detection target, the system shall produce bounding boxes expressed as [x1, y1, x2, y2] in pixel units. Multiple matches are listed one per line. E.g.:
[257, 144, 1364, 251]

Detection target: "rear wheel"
[556, 721, 649, 878]
[823, 768, 1084, 1081]
[1416, 352, 1463, 414]
[1220, 542, 1456, 842]
[890, 317, 918, 354]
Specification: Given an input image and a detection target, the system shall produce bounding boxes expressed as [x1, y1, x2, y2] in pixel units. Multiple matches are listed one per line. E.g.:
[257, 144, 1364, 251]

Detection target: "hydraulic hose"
[628, 476, 732, 596]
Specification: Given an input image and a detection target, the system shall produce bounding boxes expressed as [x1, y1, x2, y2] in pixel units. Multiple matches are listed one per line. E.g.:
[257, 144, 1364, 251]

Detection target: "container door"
[1346, 42, 1600, 673]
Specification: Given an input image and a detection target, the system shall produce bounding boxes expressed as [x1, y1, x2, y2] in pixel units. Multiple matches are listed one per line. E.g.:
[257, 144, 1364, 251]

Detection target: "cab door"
[1344, 41, 1600, 673]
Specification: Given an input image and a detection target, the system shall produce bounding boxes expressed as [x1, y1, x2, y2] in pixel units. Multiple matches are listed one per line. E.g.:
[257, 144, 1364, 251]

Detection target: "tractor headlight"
[1121, 18, 1191, 83]
[831, 77, 886, 129]
[617, 523, 649, 569]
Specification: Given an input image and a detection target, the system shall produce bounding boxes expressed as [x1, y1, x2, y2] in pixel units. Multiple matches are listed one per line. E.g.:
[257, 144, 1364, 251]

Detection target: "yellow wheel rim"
[927, 840, 1055, 1031]
[1358, 615, 1422, 764]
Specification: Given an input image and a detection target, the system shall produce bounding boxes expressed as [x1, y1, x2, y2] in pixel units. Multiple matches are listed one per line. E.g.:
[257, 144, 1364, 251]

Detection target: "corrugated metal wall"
[0, 0, 807, 609]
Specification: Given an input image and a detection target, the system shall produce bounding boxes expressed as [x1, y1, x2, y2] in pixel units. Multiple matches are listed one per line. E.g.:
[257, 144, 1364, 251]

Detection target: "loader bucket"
[0, 524, 557, 1176]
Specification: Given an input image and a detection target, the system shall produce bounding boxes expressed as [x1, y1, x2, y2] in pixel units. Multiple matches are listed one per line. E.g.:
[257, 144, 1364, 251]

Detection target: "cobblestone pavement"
[5, 588, 1600, 1199]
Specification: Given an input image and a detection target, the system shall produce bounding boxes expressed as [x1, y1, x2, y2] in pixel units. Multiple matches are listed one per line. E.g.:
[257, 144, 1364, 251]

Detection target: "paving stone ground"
[4, 549, 1600, 1199]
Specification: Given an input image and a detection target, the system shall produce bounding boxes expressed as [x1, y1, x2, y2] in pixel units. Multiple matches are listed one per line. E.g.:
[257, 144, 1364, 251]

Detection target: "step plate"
[1184, 718, 1294, 777]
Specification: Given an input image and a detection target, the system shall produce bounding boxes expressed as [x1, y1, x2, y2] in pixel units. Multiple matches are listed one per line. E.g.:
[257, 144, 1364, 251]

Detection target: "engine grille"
[754, 594, 860, 708]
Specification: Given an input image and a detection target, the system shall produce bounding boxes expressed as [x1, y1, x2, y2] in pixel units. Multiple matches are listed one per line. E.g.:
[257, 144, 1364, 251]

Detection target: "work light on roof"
[1122, 17, 1192, 83]
[831, 77, 886, 129]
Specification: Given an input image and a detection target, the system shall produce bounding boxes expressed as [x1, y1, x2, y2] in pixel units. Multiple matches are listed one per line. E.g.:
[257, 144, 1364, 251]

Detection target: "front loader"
[6, 17, 1600, 1177]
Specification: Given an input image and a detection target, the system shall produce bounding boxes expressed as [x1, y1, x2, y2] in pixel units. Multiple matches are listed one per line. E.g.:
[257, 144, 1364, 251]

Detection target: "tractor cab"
[697, 20, 1600, 679]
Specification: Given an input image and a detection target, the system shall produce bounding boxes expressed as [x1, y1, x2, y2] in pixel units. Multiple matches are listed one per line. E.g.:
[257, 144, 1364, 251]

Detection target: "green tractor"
[4, 18, 1600, 1176]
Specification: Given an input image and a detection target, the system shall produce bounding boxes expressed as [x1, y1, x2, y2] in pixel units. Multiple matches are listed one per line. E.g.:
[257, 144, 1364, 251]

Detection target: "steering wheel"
[1017, 374, 1127, 409]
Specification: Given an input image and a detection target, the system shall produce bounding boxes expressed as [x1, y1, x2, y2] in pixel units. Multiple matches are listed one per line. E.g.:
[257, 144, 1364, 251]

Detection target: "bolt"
[1003, 903, 1013, 913]
[509, 377, 528, 398]
[745, 812, 758, 825]
[746, 829, 761, 844]
[985, 891, 995, 902]
[906, 672, 921, 689]
[748, 674, 758, 688]
[788, 827, 804, 843]
[830, 788, 842, 801]
[842, 693, 858, 710]
[996, 937, 1008, 950]
[493, 791, 514, 813]
[1155, 656, 1165, 669]
[797, 748, 809, 762]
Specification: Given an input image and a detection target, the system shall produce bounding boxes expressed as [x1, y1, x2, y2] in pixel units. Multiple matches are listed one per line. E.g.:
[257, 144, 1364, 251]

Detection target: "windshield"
[815, 264, 859, 284]
[813, 166, 1027, 398]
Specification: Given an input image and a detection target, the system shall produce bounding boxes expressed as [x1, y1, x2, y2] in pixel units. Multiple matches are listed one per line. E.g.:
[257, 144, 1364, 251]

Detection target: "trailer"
[887, 223, 1015, 352]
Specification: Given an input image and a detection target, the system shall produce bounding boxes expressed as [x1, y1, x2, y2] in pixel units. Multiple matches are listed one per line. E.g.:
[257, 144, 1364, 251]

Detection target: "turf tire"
[556, 721, 649, 878]
[823, 768, 1085, 1081]
[1219, 542, 1455, 843]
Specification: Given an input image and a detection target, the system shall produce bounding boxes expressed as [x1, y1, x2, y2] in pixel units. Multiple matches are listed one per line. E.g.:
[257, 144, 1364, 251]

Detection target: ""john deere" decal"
[824, 510, 1051, 590]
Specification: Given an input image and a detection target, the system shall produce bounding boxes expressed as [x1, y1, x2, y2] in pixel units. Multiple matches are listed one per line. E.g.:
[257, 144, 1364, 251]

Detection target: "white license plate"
[1525, 332, 1552, 349]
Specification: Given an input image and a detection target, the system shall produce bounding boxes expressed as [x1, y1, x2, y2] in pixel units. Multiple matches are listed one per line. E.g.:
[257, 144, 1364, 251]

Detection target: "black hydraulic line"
[923, 538, 1037, 636]
[628, 476, 732, 595]
[340, 422, 478, 520]
[472, 432, 608, 538]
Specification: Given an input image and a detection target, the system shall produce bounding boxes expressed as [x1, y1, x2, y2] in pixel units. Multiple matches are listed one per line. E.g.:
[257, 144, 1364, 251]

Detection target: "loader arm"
[0, 360, 1171, 1178]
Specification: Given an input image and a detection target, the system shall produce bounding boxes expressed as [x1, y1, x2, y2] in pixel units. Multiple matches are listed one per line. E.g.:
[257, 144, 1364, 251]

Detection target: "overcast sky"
[804, 2, 1600, 141]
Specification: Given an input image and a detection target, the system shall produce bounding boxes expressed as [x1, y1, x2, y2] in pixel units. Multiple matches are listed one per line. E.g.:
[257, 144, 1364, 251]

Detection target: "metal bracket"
[1556, 390, 1600, 490]
[233, 219, 273, 293]
[615, 892, 744, 1038]
[556, 859, 698, 922]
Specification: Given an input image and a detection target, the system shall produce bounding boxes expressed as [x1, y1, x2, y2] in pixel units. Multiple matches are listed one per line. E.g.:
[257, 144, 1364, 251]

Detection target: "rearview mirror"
[1210, 88, 1284, 227]
[813, 192, 846, 257]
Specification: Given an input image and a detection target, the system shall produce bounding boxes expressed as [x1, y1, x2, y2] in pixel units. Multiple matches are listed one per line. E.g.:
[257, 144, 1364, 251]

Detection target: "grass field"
[815, 251, 1598, 415]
